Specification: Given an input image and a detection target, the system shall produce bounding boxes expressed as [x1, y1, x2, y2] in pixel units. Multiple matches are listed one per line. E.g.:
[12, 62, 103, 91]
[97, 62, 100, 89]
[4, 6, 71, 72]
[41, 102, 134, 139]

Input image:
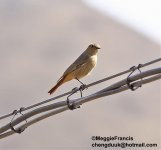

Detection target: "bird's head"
[87, 43, 101, 55]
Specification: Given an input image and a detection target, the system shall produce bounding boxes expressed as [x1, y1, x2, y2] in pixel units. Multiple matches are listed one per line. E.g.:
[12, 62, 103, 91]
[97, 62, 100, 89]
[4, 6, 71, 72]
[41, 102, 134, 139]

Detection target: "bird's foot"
[79, 84, 87, 91]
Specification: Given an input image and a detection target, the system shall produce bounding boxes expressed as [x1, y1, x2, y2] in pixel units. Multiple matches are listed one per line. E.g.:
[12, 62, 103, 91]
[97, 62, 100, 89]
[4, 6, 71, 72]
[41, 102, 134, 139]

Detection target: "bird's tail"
[48, 76, 66, 95]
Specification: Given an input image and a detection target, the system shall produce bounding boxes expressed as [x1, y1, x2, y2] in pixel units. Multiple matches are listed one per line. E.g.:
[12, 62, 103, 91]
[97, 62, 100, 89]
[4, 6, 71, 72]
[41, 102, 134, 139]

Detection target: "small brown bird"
[48, 43, 101, 94]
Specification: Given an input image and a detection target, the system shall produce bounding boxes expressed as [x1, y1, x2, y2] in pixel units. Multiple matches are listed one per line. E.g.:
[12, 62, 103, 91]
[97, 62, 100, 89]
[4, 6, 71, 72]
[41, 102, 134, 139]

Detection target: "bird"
[48, 43, 101, 95]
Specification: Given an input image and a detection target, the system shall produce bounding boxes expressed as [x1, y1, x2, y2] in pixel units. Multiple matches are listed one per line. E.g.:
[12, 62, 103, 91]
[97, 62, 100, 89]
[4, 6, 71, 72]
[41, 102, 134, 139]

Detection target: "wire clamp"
[127, 64, 143, 91]
[66, 87, 81, 110]
[10, 107, 27, 134]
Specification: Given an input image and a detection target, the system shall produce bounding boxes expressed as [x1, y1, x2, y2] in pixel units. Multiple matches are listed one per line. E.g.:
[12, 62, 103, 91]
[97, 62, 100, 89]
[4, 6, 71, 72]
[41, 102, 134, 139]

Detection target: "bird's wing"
[63, 52, 89, 76]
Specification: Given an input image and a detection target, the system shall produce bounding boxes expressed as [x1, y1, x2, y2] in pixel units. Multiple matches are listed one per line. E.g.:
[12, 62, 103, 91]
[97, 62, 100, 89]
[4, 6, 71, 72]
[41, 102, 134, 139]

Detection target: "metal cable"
[0, 57, 160, 120]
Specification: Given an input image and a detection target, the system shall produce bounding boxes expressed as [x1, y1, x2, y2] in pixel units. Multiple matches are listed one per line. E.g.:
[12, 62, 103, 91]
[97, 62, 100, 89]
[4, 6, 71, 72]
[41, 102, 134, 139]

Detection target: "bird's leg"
[75, 77, 87, 91]
[75, 77, 84, 85]
[75, 77, 87, 98]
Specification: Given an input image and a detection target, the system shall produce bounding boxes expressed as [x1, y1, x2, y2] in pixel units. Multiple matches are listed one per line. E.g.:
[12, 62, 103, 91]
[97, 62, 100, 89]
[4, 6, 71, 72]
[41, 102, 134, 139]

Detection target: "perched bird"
[48, 43, 101, 95]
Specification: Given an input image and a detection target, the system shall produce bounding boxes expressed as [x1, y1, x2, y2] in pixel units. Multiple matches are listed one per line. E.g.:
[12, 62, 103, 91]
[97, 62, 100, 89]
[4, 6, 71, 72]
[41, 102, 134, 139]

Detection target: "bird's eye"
[91, 45, 94, 47]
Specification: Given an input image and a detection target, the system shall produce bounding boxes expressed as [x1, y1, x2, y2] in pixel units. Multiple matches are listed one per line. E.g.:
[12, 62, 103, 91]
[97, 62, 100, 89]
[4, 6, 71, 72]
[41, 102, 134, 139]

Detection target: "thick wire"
[0, 57, 160, 120]
[1, 70, 161, 138]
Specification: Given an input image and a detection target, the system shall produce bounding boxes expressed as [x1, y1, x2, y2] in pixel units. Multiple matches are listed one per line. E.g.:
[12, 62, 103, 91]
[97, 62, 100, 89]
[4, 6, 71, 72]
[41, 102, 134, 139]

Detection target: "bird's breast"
[90, 55, 97, 66]
[73, 54, 97, 79]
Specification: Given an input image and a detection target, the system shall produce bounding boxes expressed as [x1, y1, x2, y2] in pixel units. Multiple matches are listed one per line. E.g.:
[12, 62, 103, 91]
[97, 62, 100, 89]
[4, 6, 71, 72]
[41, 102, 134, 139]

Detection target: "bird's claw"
[79, 84, 87, 91]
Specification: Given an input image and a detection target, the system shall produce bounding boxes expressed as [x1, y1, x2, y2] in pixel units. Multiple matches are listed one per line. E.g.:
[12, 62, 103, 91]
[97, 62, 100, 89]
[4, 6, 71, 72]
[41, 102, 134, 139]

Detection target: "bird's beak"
[96, 44, 101, 49]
